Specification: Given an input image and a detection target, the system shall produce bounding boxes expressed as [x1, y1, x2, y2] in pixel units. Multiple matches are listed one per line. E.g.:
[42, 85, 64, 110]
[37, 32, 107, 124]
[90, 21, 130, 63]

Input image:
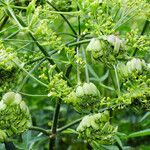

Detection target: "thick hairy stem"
[49, 99, 61, 150]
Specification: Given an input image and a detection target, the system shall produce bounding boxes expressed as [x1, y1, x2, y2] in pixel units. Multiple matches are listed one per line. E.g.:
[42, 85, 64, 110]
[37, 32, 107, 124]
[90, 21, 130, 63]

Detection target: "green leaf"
[116, 132, 128, 140]
[101, 145, 119, 150]
[139, 112, 150, 122]
[87, 64, 99, 79]
[128, 129, 150, 138]
[114, 135, 124, 149]
[26, 0, 37, 16]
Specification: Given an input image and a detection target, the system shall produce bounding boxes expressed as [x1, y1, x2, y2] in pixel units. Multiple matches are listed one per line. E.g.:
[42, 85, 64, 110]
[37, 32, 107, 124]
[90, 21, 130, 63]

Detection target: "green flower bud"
[126, 58, 146, 74]
[87, 82, 100, 96]
[77, 111, 117, 144]
[78, 82, 100, 97]
[147, 63, 150, 69]
[83, 83, 92, 95]
[76, 85, 84, 97]
[86, 38, 101, 52]
[0, 130, 7, 142]
[73, 82, 100, 112]
[117, 63, 129, 78]
[63, 91, 78, 105]
[20, 101, 29, 113]
[0, 101, 6, 111]
[2, 92, 22, 105]
[107, 35, 122, 53]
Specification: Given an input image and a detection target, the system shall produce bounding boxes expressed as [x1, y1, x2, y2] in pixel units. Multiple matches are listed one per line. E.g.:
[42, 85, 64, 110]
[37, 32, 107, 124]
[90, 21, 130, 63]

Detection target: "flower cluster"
[0, 92, 31, 142]
[0, 43, 18, 93]
[117, 58, 146, 79]
[48, 73, 72, 99]
[64, 82, 100, 113]
[77, 111, 118, 145]
[125, 29, 150, 54]
[86, 35, 126, 67]
[0, 44, 16, 70]
[51, 0, 73, 11]
[107, 58, 150, 109]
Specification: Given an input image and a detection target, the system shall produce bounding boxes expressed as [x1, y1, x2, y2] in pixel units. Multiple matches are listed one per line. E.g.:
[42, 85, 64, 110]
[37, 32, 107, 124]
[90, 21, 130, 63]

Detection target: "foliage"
[0, 0, 150, 149]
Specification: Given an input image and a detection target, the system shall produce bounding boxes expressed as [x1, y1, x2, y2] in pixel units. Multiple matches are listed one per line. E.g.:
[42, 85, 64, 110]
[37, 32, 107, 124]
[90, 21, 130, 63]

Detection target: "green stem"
[29, 126, 50, 136]
[28, 32, 72, 86]
[7, 7, 23, 29]
[76, 40, 81, 84]
[10, 5, 27, 9]
[5, 29, 20, 39]
[82, 46, 89, 83]
[18, 92, 48, 97]
[68, 39, 91, 47]
[47, 0, 77, 35]
[77, 6, 81, 35]
[12, 59, 48, 88]
[113, 65, 121, 96]
[26, 50, 57, 65]
[48, 10, 81, 15]
[57, 117, 82, 133]
[49, 99, 61, 150]
[17, 57, 47, 92]
[0, 16, 9, 30]
[57, 32, 77, 38]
